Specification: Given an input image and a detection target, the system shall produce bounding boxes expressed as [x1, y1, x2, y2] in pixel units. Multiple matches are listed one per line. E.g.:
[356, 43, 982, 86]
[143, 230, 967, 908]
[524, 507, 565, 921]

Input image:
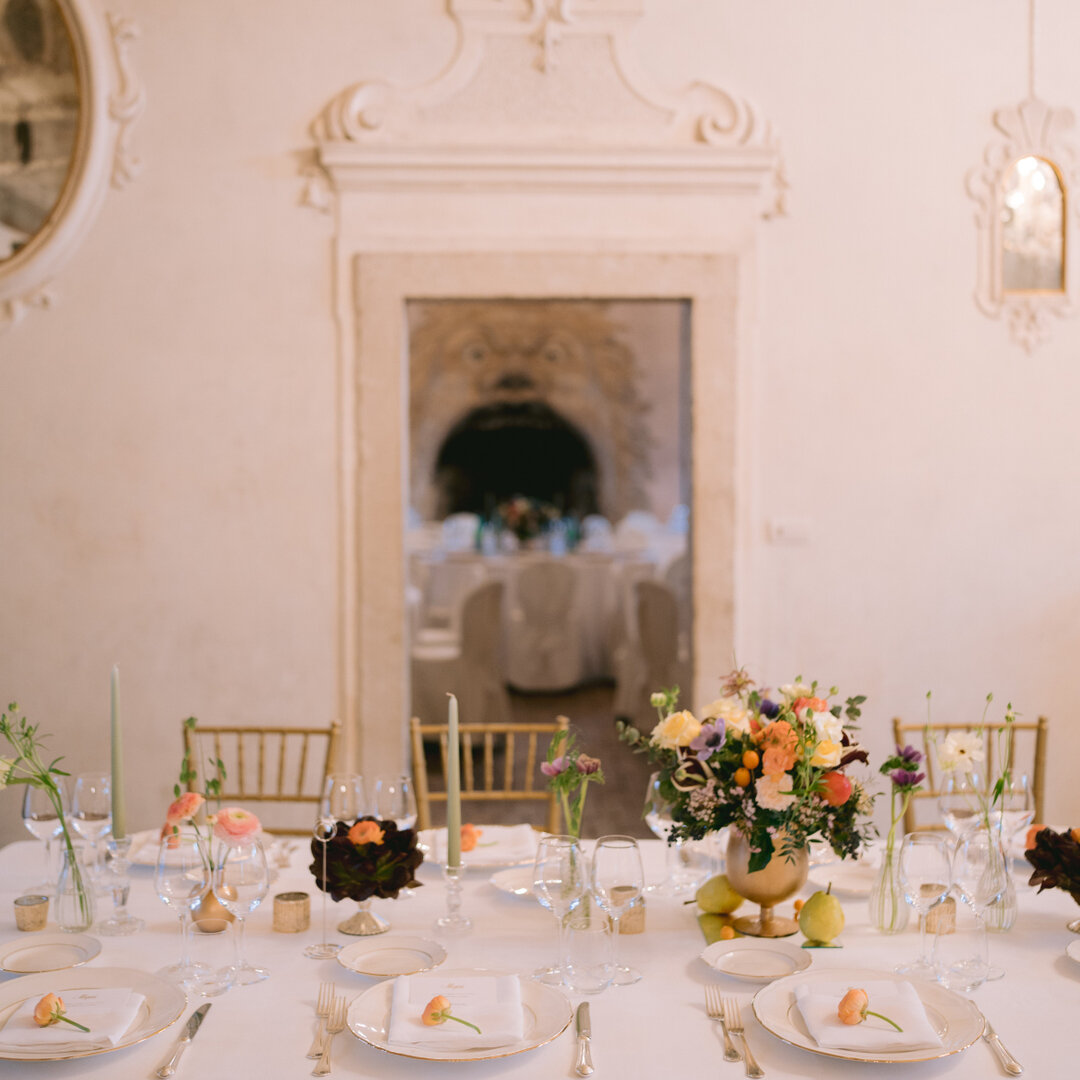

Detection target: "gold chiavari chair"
[183, 718, 342, 836]
[409, 715, 569, 833]
[891, 714, 1047, 833]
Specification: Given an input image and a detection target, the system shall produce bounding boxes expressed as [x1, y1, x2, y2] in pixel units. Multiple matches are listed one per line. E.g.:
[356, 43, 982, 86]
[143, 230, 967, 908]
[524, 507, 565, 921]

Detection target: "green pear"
[798, 883, 844, 944]
[695, 874, 744, 915]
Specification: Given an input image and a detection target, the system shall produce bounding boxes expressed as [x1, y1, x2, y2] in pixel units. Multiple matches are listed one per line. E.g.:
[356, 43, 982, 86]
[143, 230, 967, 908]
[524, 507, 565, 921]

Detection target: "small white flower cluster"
[686, 779, 722, 821]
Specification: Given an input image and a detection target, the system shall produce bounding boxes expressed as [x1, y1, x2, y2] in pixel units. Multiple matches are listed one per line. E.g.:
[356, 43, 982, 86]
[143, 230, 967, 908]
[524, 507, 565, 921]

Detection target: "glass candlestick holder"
[434, 863, 472, 935]
[96, 836, 144, 936]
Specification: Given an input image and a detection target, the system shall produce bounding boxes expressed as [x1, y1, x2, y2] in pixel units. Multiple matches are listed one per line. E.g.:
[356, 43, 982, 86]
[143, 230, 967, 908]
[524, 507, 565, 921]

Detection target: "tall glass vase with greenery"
[1, 703, 94, 930]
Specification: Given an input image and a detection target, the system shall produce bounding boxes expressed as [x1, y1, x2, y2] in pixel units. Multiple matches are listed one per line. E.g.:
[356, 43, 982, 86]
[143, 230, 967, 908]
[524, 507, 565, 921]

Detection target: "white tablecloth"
[0, 838, 1075, 1078]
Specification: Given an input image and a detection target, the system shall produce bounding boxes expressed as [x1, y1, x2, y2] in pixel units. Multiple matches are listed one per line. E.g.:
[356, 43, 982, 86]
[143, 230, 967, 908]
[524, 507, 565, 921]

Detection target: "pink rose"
[212, 807, 261, 844]
[165, 791, 204, 828]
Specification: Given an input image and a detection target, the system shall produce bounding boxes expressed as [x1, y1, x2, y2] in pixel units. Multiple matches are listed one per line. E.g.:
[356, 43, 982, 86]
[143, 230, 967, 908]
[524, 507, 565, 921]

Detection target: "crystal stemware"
[155, 831, 210, 985]
[375, 774, 419, 900]
[644, 772, 700, 895]
[949, 829, 1008, 987]
[323, 773, 368, 823]
[591, 835, 644, 986]
[22, 784, 65, 894]
[213, 837, 270, 984]
[71, 773, 112, 888]
[532, 834, 585, 984]
[938, 771, 984, 839]
[989, 772, 1035, 864]
[896, 832, 951, 978]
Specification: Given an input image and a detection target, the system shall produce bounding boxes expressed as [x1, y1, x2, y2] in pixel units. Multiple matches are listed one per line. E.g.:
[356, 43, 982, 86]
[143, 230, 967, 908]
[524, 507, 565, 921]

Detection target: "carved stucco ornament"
[968, 96, 1080, 352]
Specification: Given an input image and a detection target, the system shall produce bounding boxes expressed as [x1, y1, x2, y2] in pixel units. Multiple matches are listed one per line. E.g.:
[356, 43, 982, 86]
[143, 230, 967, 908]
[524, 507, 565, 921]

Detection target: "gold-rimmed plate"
[0, 933, 101, 974]
[337, 936, 447, 978]
[489, 867, 536, 898]
[0, 967, 185, 1061]
[347, 970, 572, 1062]
[701, 937, 811, 982]
[752, 967, 983, 1064]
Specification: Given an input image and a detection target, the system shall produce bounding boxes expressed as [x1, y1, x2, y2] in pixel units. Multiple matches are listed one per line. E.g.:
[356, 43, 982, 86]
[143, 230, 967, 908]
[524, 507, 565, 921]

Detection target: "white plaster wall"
[2, 0, 1079, 844]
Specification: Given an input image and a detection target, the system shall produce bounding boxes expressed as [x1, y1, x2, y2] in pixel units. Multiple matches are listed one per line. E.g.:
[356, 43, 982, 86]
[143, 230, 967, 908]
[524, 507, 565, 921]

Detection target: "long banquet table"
[0, 838, 1076, 1079]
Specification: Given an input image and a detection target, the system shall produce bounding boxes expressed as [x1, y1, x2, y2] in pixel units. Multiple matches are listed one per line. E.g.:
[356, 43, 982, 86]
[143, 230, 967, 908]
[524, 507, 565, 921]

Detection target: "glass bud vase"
[868, 842, 909, 934]
[56, 845, 95, 932]
[984, 830, 1018, 933]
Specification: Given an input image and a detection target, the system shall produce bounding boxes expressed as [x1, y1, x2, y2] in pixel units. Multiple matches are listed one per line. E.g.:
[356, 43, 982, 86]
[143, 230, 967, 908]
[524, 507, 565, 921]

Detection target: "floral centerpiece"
[618, 670, 872, 873]
[1025, 826, 1080, 931]
[495, 495, 560, 542]
[540, 727, 604, 838]
[1, 703, 94, 930]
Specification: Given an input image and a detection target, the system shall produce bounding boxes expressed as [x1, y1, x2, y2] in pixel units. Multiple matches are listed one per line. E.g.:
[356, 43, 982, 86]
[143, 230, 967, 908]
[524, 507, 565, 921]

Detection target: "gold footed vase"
[725, 830, 809, 938]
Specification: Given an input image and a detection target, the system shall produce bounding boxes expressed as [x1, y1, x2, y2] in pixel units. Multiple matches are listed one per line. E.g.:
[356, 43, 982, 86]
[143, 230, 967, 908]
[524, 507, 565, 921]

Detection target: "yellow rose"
[650, 709, 701, 750]
[810, 739, 842, 768]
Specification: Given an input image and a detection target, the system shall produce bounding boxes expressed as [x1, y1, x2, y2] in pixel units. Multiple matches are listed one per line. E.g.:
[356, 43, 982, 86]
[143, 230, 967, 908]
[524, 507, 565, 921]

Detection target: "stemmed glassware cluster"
[22, 784, 64, 894]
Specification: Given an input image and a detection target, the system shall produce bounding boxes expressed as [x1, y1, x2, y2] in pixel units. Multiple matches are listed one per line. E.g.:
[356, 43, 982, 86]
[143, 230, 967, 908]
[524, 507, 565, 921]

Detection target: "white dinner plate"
[752, 967, 983, 1064]
[127, 828, 276, 867]
[807, 860, 878, 897]
[418, 825, 539, 869]
[337, 936, 447, 978]
[0, 967, 185, 1061]
[347, 969, 573, 1062]
[701, 938, 811, 982]
[1066, 939, 1080, 966]
[489, 867, 536, 898]
[0, 933, 102, 974]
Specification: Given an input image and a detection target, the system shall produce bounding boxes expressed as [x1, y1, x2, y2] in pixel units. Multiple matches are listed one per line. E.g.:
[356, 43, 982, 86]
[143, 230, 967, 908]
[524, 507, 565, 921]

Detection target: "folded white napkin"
[0, 988, 145, 1053]
[794, 980, 942, 1053]
[387, 974, 524, 1051]
[426, 824, 538, 866]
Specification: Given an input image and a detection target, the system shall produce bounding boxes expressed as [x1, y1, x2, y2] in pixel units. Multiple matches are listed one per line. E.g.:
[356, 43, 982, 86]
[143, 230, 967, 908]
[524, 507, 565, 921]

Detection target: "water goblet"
[644, 773, 700, 895]
[322, 772, 368, 824]
[22, 784, 65, 894]
[896, 832, 951, 977]
[71, 773, 112, 887]
[375, 774, 419, 900]
[155, 830, 210, 985]
[532, 834, 585, 984]
[938, 771, 984, 839]
[951, 829, 1008, 982]
[213, 837, 270, 984]
[591, 835, 644, 985]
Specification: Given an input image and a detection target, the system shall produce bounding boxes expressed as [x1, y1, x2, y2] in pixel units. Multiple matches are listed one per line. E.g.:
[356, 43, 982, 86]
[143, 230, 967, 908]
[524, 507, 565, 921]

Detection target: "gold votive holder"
[926, 894, 956, 935]
[612, 887, 645, 934]
[15, 894, 49, 932]
[273, 891, 311, 933]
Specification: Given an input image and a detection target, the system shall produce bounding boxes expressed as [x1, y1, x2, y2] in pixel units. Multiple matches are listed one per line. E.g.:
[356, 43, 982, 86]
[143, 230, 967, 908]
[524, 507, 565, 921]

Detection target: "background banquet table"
[0, 838, 1076, 1079]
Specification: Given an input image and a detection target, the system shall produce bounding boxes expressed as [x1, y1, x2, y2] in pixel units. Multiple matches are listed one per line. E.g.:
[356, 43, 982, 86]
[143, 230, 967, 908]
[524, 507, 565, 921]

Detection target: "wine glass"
[323, 772, 368, 823]
[213, 837, 270, 984]
[938, 772, 984, 839]
[950, 829, 1009, 986]
[375, 775, 419, 900]
[591, 835, 644, 985]
[22, 784, 65, 894]
[155, 831, 210, 985]
[989, 773, 1034, 865]
[896, 832, 951, 977]
[532, 834, 585, 985]
[644, 773, 700, 895]
[71, 773, 112, 886]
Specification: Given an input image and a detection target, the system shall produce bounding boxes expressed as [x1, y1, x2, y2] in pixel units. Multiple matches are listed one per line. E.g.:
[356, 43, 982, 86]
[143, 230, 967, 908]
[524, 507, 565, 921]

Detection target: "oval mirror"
[0, 0, 80, 264]
[1002, 155, 1066, 293]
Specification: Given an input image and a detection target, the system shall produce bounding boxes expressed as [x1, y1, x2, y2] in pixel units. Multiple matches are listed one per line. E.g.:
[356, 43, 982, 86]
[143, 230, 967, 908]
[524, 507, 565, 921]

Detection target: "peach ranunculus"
[837, 987, 902, 1031]
[212, 806, 262, 844]
[33, 994, 64, 1027]
[421, 995, 482, 1034]
[165, 791, 204, 827]
[347, 818, 385, 847]
[757, 720, 799, 775]
[650, 709, 702, 750]
[460, 823, 483, 852]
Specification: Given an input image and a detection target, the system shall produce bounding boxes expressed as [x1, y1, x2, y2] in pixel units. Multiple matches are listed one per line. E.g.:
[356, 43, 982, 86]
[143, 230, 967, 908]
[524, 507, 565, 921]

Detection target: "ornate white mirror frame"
[307, 0, 784, 775]
[967, 0, 1078, 351]
[0, 0, 142, 330]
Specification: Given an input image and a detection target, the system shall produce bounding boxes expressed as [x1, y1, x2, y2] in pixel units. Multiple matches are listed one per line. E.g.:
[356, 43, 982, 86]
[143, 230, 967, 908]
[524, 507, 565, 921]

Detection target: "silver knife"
[156, 1003, 212, 1078]
[982, 1017, 1023, 1076]
[574, 1002, 594, 1077]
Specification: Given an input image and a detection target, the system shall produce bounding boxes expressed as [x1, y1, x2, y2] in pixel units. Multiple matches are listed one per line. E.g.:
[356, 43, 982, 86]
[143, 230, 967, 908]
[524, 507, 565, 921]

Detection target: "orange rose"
[347, 819, 385, 847]
[461, 823, 483, 853]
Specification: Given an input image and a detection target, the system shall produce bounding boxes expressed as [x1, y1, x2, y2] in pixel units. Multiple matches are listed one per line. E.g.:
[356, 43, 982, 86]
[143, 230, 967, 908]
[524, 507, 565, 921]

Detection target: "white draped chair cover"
[505, 559, 584, 692]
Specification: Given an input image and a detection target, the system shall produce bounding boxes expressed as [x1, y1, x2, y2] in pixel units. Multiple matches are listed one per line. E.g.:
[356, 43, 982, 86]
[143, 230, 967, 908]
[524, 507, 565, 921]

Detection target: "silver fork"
[723, 997, 764, 1079]
[312, 996, 347, 1077]
[704, 985, 740, 1061]
[306, 982, 334, 1059]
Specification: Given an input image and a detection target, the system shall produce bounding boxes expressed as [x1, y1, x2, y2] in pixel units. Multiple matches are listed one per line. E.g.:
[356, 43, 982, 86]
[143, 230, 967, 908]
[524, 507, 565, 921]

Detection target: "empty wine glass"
[897, 832, 951, 978]
[22, 784, 65, 894]
[591, 835, 644, 986]
[950, 829, 1009, 985]
[644, 773, 700, 895]
[938, 771, 984, 839]
[322, 772, 367, 824]
[532, 834, 585, 985]
[989, 772, 1034, 864]
[155, 831, 210, 985]
[71, 773, 112, 887]
[213, 837, 270, 984]
[375, 774, 419, 901]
